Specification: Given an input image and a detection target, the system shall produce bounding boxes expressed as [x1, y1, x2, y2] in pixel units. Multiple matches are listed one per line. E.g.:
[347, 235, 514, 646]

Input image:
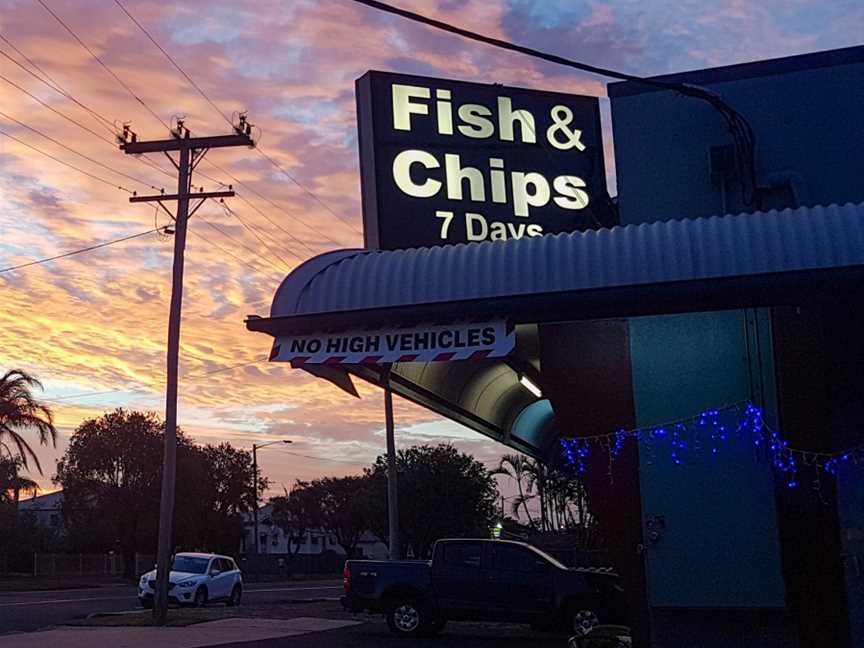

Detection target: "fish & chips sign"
[356, 70, 608, 249]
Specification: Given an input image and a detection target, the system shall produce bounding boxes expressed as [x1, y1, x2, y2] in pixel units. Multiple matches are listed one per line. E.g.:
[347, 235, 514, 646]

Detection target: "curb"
[82, 597, 340, 620]
[85, 609, 148, 620]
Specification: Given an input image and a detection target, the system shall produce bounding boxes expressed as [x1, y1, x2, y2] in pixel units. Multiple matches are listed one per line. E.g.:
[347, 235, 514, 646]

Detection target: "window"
[441, 543, 481, 568]
[491, 544, 539, 572]
[311, 536, 319, 546]
[171, 556, 209, 574]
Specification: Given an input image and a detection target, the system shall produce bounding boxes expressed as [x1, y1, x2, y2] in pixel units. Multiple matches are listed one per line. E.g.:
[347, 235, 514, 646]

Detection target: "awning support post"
[382, 364, 401, 560]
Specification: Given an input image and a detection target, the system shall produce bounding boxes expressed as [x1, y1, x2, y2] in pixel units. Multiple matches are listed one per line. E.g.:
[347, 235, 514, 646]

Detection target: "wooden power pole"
[120, 119, 253, 625]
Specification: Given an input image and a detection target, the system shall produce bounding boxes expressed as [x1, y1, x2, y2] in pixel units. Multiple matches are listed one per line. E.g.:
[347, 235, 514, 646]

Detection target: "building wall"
[243, 505, 388, 560]
[609, 46, 864, 646]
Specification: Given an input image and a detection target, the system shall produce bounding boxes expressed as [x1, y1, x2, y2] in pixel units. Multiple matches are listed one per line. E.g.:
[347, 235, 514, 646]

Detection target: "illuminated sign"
[356, 71, 608, 250]
[270, 320, 514, 365]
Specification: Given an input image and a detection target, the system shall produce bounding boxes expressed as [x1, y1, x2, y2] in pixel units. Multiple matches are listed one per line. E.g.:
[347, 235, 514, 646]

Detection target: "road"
[0, 580, 344, 634]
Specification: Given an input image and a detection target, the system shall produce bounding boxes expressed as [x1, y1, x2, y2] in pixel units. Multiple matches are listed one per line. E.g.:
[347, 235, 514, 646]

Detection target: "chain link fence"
[31, 553, 155, 577]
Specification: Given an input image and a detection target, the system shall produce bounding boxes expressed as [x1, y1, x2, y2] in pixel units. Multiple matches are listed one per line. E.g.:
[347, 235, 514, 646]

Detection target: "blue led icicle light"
[559, 401, 863, 489]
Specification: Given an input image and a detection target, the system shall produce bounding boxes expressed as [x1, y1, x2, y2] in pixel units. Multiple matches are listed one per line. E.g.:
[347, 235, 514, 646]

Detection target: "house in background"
[17, 490, 65, 533]
[241, 503, 388, 559]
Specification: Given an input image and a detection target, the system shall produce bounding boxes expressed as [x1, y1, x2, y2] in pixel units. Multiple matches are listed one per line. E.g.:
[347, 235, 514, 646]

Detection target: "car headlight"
[178, 579, 197, 588]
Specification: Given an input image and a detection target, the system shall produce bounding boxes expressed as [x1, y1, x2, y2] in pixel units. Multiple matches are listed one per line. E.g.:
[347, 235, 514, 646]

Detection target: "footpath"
[0, 616, 360, 648]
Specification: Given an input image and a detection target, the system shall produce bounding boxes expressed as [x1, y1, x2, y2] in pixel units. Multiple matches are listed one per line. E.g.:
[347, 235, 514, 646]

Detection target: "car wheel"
[226, 585, 242, 607]
[386, 598, 428, 638]
[193, 587, 208, 608]
[140, 598, 153, 609]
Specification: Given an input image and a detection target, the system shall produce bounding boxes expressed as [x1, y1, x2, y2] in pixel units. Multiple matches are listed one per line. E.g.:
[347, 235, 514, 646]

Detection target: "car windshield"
[171, 556, 209, 574]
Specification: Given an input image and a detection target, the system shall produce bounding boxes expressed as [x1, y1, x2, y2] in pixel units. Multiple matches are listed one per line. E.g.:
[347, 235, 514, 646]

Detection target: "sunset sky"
[1, 0, 860, 498]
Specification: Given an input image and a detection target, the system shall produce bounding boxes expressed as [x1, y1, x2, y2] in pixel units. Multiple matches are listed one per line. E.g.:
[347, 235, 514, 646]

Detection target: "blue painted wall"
[609, 47, 864, 220]
[628, 310, 785, 607]
[608, 48, 864, 611]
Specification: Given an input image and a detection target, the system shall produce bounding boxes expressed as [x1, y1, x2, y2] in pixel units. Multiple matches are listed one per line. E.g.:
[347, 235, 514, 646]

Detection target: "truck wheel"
[570, 608, 600, 636]
[386, 598, 428, 637]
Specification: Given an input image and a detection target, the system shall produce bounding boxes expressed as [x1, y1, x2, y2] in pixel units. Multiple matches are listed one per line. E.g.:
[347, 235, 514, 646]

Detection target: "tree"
[0, 369, 57, 472]
[270, 481, 322, 556]
[0, 455, 39, 506]
[490, 454, 535, 527]
[493, 453, 597, 536]
[55, 409, 177, 577]
[314, 476, 373, 557]
[367, 444, 499, 558]
[55, 410, 266, 574]
[175, 443, 266, 554]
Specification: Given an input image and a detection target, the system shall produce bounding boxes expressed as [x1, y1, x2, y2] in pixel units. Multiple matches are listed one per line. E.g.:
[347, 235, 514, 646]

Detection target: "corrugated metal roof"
[270, 203, 864, 319]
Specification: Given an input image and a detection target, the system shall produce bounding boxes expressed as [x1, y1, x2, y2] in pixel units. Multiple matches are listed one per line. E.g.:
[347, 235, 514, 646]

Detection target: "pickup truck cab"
[342, 538, 625, 637]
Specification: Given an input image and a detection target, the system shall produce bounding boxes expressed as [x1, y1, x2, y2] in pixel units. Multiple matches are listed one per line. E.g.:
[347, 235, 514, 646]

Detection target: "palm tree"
[491, 454, 536, 527]
[0, 369, 57, 473]
[0, 456, 39, 506]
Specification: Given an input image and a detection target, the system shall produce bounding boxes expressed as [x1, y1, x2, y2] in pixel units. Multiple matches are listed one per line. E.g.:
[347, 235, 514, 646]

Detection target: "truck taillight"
[343, 563, 351, 594]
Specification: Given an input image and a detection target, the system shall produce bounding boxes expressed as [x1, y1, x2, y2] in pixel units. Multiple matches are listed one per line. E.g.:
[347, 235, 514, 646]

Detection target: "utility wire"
[274, 449, 369, 466]
[254, 147, 362, 234]
[35, 0, 170, 131]
[0, 109, 163, 191]
[188, 227, 281, 277]
[0, 227, 160, 274]
[0, 33, 116, 135]
[109, 0, 362, 235]
[11, 14, 310, 251]
[220, 201, 300, 268]
[349, 0, 760, 206]
[0, 42, 177, 183]
[0, 128, 133, 193]
[205, 159, 342, 252]
[111, 0, 234, 130]
[42, 359, 266, 404]
[0, 72, 116, 146]
[197, 214, 295, 272]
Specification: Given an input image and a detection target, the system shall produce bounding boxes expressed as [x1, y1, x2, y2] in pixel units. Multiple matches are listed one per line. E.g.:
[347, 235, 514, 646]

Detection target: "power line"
[254, 147, 362, 234]
[205, 159, 342, 252]
[188, 226, 283, 277]
[0, 40, 177, 183]
[220, 201, 299, 268]
[0, 109, 163, 191]
[111, 0, 234, 130]
[35, 0, 170, 131]
[349, 0, 760, 206]
[274, 449, 369, 466]
[43, 359, 266, 404]
[197, 213, 293, 272]
[108, 0, 362, 236]
[0, 34, 116, 135]
[0, 127, 133, 193]
[0, 227, 160, 274]
[0, 72, 116, 146]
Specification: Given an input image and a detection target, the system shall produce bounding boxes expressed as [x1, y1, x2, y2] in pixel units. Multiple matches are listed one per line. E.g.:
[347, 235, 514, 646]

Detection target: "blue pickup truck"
[341, 538, 626, 637]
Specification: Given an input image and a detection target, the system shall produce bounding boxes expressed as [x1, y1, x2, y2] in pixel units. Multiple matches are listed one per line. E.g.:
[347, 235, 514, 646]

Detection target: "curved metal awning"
[250, 202, 864, 336]
[247, 202, 864, 459]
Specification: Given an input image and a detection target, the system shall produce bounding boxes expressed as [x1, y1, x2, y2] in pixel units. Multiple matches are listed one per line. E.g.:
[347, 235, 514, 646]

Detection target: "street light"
[252, 439, 292, 554]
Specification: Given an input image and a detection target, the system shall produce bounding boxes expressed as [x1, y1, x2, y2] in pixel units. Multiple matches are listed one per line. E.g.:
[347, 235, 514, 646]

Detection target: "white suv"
[138, 552, 243, 608]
